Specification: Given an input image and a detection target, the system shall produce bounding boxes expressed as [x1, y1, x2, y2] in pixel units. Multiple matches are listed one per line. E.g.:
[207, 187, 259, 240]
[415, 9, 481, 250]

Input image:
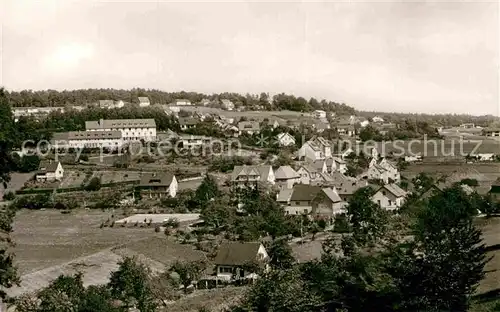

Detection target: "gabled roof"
[139, 172, 175, 187]
[274, 166, 300, 180]
[231, 165, 272, 182]
[298, 165, 317, 174]
[378, 184, 407, 198]
[38, 161, 60, 173]
[322, 188, 342, 203]
[214, 242, 263, 266]
[221, 99, 234, 106]
[337, 182, 365, 195]
[312, 160, 326, 171]
[277, 133, 295, 142]
[290, 185, 322, 201]
[277, 188, 294, 202]
[138, 97, 150, 104]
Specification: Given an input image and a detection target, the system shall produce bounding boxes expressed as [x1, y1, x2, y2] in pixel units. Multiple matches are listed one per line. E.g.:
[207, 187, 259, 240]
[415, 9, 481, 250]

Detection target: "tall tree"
[0, 88, 16, 188]
[194, 174, 219, 206]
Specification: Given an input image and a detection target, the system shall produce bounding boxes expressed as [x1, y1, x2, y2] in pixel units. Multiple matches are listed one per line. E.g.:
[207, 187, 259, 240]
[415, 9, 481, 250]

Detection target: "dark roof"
[178, 117, 199, 126]
[38, 161, 60, 173]
[214, 242, 263, 266]
[290, 185, 322, 201]
[139, 172, 174, 187]
[85, 118, 156, 130]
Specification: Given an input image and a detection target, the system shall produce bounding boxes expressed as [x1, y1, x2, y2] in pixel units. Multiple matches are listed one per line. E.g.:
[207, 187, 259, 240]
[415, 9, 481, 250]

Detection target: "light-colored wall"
[372, 190, 404, 210]
[169, 176, 178, 198]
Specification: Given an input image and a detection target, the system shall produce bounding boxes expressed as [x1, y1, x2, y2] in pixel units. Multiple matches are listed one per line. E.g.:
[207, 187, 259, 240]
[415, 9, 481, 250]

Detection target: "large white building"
[85, 118, 157, 142]
[52, 131, 124, 149]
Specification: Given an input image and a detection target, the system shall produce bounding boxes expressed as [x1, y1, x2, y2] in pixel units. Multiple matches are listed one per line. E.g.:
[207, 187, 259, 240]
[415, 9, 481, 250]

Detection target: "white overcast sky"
[0, 0, 498, 115]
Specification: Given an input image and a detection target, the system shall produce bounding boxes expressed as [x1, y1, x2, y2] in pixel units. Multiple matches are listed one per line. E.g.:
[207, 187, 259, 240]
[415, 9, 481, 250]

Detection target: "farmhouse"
[138, 97, 150, 107]
[85, 118, 157, 142]
[137, 172, 178, 199]
[371, 184, 407, 210]
[274, 165, 300, 189]
[276, 133, 296, 147]
[297, 165, 320, 185]
[36, 160, 64, 182]
[231, 165, 275, 187]
[51, 131, 124, 149]
[214, 242, 269, 281]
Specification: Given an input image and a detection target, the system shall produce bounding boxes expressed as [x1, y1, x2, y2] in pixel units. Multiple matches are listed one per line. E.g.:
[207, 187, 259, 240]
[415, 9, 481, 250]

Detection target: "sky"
[0, 0, 498, 115]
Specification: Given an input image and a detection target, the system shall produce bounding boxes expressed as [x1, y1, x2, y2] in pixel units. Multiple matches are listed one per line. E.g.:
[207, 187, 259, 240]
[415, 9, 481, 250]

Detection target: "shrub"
[85, 177, 101, 191]
[2, 191, 15, 201]
[333, 213, 350, 233]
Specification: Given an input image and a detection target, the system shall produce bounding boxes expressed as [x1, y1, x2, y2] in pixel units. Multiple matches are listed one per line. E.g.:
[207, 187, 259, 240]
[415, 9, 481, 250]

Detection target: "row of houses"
[51, 118, 157, 149]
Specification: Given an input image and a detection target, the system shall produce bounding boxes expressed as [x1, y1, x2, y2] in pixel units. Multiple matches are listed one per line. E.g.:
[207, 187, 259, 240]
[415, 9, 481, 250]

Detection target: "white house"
[471, 153, 495, 161]
[372, 116, 384, 123]
[371, 184, 407, 210]
[276, 133, 296, 147]
[298, 137, 332, 161]
[231, 165, 275, 187]
[179, 135, 212, 148]
[314, 110, 327, 119]
[328, 157, 347, 174]
[175, 99, 192, 106]
[378, 158, 400, 182]
[138, 97, 150, 107]
[85, 118, 157, 142]
[214, 242, 269, 280]
[138, 172, 178, 198]
[36, 161, 64, 182]
[311, 159, 328, 174]
[221, 99, 235, 111]
[366, 164, 390, 184]
[51, 131, 124, 150]
[274, 166, 300, 189]
[297, 165, 320, 185]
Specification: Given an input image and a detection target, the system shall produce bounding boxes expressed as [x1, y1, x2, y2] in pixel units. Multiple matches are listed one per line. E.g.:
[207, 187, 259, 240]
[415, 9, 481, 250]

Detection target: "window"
[388, 200, 392, 206]
[377, 200, 381, 206]
[303, 209, 308, 214]
[382, 191, 386, 196]
[295, 201, 300, 205]
[219, 267, 233, 273]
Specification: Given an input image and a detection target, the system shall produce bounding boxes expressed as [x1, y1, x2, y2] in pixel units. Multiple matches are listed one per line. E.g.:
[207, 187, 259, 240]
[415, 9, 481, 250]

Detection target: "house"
[278, 185, 346, 217]
[311, 160, 328, 174]
[179, 135, 212, 148]
[231, 165, 275, 187]
[404, 154, 423, 162]
[376, 123, 397, 135]
[99, 100, 115, 109]
[488, 179, 500, 202]
[238, 121, 260, 135]
[221, 99, 235, 111]
[35, 161, 64, 182]
[137, 172, 178, 199]
[483, 128, 500, 137]
[85, 118, 157, 142]
[276, 133, 296, 147]
[326, 157, 347, 174]
[372, 116, 384, 123]
[274, 166, 300, 189]
[297, 165, 320, 185]
[378, 158, 400, 182]
[314, 122, 331, 133]
[138, 97, 150, 107]
[336, 123, 355, 137]
[471, 153, 495, 161]
[51, 130, 124, 150]
[359, 119, 370, 128]
[366, 164, 390, 184]
[371, 184, 407, 210]
[314, 110, 327, 119]
[336, 181, 368, 202]
[328, 172, 358, 189]
[200, 99, 211, 106]
[178, 117, 199, 131]
[298, 137, 332, 161]
[175, 99, 192, 106]
[214, 242, 269, 281]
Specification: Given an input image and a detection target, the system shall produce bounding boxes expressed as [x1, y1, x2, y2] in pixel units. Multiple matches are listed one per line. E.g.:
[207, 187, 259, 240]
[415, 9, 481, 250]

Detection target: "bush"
[2, 191, 15, 201]
[333, 214, 350, 233]
[85, 177, 101, 191]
